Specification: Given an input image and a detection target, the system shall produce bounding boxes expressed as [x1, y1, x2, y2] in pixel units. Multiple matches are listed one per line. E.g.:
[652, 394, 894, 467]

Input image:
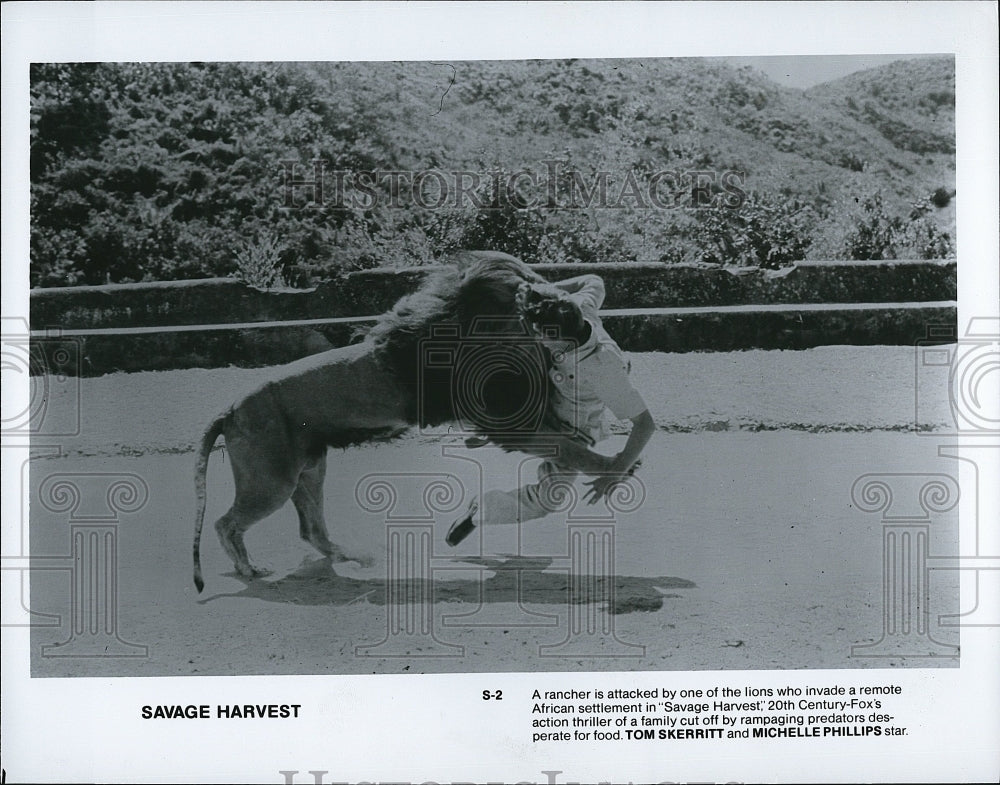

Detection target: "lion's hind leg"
[215, 438, 300, 580]
[214, 479, 294, 579]
[214, 508, 269, 579]
[291, 452, 374, 567]
[291, 453, 338, 558]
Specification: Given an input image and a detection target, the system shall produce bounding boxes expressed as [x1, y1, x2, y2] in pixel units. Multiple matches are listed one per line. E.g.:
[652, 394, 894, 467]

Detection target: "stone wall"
[29, 260, 957, 376]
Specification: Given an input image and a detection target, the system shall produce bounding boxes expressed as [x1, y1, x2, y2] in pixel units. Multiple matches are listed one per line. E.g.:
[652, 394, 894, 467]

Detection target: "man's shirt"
[548, 277, 647, 441]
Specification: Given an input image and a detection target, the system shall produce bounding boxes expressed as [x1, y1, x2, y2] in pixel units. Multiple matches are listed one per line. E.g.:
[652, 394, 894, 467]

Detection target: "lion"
[193, 252, 612, 591]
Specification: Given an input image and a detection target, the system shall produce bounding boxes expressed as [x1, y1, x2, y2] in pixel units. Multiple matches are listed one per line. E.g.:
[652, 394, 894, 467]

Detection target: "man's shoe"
[446, 500, 478, 546]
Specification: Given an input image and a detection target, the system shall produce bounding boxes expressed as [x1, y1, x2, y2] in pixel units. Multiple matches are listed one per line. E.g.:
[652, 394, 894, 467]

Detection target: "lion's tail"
[193, 411, 227, 593]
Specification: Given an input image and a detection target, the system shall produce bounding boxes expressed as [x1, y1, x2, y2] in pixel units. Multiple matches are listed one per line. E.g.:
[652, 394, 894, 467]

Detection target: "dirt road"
[23, 347, 961, 676]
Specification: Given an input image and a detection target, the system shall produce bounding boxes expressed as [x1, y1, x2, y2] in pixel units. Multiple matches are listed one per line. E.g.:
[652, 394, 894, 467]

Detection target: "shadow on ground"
[202, 554, 695, 615]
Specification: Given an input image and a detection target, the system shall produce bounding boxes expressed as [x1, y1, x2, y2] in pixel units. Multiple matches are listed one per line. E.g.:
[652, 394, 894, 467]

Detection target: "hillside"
[807, 56, 956, 228]
[306, 57, 956, 220]
[29, 57, 956, 287]
[807, 57, 955, 156]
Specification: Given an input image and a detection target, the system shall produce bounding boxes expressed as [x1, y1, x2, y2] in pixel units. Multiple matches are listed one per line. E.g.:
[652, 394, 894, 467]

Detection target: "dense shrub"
[692, 192, 816, 268]
[30, 63, 388, 286]
[842, 194, 953, 261]
[930, 186, 953, 208]
[30, 60, 956, 287]
[232, 233, 287, 288]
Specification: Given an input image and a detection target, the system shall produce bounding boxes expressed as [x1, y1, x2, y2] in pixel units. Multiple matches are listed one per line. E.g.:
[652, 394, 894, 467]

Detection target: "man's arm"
[609, 408, 655, 475]
[551, 274, 606, 310]
[550, 274, 604, 295]
[510, 432, 615, 476]
[583, 408, 655, 504]
[528, 274, 606, 311]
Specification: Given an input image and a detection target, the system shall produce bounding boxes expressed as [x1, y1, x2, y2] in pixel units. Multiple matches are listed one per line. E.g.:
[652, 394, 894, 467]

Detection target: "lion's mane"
[365, 251, 564, 451]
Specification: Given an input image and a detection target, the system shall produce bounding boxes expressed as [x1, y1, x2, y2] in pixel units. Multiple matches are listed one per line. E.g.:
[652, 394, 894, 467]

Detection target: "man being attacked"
[446, 273, 655, 545]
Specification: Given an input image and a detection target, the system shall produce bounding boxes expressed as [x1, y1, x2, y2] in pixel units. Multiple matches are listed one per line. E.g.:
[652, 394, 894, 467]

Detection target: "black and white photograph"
[3, 2, 998, 783]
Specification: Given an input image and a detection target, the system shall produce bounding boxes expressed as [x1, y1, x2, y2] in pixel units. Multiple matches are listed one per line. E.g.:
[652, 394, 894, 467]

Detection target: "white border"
[3, 3, 998, 783]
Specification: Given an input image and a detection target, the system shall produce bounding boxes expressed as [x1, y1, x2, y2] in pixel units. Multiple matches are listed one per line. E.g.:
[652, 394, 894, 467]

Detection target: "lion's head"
[365, 251, 565, 450]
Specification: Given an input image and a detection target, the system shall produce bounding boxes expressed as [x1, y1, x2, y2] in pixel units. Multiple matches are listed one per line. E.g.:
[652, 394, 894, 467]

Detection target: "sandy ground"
[24, 347, 961, 676]
[31, 346, 949, 459]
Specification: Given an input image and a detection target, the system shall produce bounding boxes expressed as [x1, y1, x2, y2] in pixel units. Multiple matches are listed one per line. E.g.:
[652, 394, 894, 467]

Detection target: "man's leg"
[446, 459, 577, 546]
